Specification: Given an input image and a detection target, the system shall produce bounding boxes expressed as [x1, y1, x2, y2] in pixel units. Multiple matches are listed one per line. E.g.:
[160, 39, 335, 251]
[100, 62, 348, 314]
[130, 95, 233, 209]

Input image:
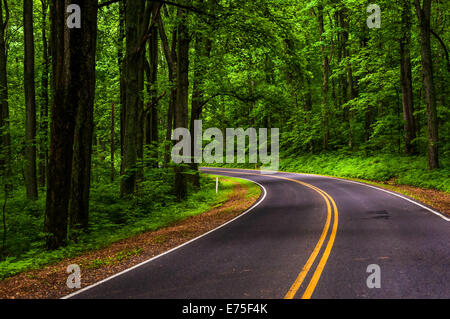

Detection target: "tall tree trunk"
[45, 0, 75, 249]
[305, 67, 313, 153]
[317, 4, 330, 150]
[111, 103, 115, 182]
[190, 37, 204, 188]
[150, 5, 159, 157]
[158, 14, 177, 167]
[336, 10, 344, 134]
[190, 34, 211, 188]
[118, 0, 125, 175]
[38, 0, 49, 188]
[338, 8, 354, 149]
[362, 36, 373, 145]
[69, 1, 98, 236]
[346, 61, 356, 149]
[45, 0, 98, 248]
[145, 3, 159, 167]
[120, 0, 146, 195]
[364, 107, 373, 143]
[0, 0, 12, 187]
[414, 0, 439, 169]
[174, 6, 190, 200]
[24, 0, 38, 200]
[400, 0, 417, 155]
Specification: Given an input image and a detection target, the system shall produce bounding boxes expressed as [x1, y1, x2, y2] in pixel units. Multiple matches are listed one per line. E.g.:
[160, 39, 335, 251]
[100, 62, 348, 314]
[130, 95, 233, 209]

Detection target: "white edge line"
[204, 167, 449, 222]
[62, 175, 267, 299]
[323, 176, 450, 222]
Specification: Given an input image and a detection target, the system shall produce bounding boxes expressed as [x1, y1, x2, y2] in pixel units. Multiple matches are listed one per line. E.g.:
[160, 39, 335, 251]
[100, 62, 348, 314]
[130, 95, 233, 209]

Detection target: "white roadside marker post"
[216, 177, 219, 194]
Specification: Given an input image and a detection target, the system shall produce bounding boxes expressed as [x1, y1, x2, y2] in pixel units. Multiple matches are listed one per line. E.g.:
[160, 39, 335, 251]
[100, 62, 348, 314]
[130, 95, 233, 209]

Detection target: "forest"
[0, 0, 448, 279]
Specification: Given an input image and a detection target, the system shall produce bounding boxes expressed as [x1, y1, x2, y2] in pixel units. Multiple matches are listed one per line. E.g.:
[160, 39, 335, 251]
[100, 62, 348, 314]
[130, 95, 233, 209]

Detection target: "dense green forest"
[0, 0, 448, 276]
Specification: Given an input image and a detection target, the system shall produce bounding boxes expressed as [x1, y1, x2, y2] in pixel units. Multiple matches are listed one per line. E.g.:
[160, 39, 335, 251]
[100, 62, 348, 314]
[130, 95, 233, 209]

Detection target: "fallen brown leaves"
[0, 180, 260, 299]
[370, 178, 450, 217]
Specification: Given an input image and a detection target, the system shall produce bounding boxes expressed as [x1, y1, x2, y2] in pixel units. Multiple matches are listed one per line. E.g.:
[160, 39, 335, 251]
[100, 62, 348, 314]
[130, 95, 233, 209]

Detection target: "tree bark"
[145, 3, 159, 167]
[69, 0, 98, 235]
[174, 5, 190, 200]
[317, 4, 330, 150]
[337, 8, 353, 149]
[150, 8, 159, 152]
[158, 13, 177, 167]
[111, 103, 115, 182]
[0, 0, 12, 186]
[414, 0, 439, 169]
[120, 0, 146, 195]
[190, 34, 211, 188]
[24, 0, 38, 200]
[38, 0, 49, 188]
[400, 0, 417, 155]
[118, 0, 125, 175]
[45, 0, 98, 248]
[45, 0, 74, 249]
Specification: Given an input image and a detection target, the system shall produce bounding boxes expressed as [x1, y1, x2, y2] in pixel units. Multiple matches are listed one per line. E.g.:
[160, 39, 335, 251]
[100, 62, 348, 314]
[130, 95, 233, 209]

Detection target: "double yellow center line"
[279, 176, 338, 299]
[203, 169, 339, 299]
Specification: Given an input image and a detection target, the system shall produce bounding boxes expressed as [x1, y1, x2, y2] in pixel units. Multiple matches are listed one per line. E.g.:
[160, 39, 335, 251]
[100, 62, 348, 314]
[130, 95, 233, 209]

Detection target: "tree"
[400, 0, 417, 155]
[145, 2, 160, 168]
[174, 5, 191, 200]
[69, 1, 99, 235]
[45, 0, 74, 249]
[316, 3, 330, 150]
[38, 0, 49, 188]
[337, 6, 354, 149]
[158, 11, 177, 167]
[111, 103, 115, 182]
[23, 0, 38, 200]
[414, 0, 439, 169]
[118, 0, 125, 175]
[189, 32, 211, 188]
[120, 0, 147, 195]
[45, 0, 98, 249]
[0, 0, 11, 184]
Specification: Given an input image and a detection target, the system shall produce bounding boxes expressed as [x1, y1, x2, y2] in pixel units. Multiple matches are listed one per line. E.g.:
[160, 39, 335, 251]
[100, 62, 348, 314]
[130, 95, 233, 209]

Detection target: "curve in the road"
[206, 169, 339, 299]
[63, 176, 268, 299]
[236, 167, 449, 222]
[63, 167, 450, 299]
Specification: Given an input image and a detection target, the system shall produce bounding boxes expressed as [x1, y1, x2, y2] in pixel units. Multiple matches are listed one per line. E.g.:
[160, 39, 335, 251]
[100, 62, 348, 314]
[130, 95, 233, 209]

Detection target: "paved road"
[67, 168, 450, 299]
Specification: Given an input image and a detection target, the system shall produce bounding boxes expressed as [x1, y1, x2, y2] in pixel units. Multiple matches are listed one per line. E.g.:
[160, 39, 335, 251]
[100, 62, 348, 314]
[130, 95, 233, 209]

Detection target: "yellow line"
[202, 168, 339, 299]
[282, 179, 332, 299]
[301, 190, 338, 299]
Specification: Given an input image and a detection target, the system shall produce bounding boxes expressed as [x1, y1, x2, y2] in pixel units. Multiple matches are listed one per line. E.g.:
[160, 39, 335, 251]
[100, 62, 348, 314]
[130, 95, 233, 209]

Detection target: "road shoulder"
[0, 177, 261, 299]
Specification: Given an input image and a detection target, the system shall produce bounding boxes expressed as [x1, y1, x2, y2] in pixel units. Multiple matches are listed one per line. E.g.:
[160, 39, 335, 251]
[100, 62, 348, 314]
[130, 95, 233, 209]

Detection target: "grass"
[279, 153, 450, 193]
[83, 248, 143, 270]
[0, 171, 244, 279]
[204, 152, 449, 193]
[242, 177, 263, 199]
[210, 175, 262, 200]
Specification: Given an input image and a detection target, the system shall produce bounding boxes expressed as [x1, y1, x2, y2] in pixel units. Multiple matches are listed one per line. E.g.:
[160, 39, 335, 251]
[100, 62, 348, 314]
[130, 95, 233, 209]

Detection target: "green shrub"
[279, 153, 449, 192]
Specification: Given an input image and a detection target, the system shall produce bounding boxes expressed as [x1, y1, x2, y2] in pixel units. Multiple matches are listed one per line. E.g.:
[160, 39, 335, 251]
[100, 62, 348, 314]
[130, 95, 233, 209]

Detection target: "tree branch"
[2, 0, 9, 32]
[157, 13, 174, 75]
[431, 29, 450, 72]
[144, 91, 167, 114]
[99, 0, 213, 17]
[136, 3, 162, 55]
[200, 91, 262, 110]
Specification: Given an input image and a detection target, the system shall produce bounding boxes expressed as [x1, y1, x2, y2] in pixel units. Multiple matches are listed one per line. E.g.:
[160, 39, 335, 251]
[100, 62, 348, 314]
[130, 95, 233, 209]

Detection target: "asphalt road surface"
[67, 168, 449, 299]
